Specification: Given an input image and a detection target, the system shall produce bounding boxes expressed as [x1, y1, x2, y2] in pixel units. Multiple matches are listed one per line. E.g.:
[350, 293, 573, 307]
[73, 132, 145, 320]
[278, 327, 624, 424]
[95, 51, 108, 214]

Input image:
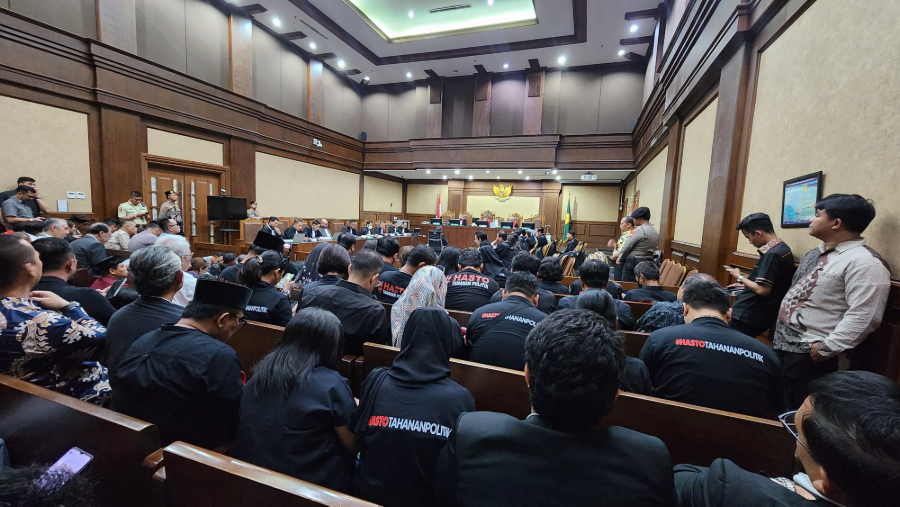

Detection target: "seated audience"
[105, 219, 136, 250]
[89, 256, 127, 291]
[640, 278, 784, 419]
[436, 246, 461, 276]
[298, 242, 329, 286]
[298, 250, 388, 355]
[435, 309, 675, 507]
[302, 244, 351, 292]
[637, 273, 715, 333]
[360, 220, 375, 235]
[220, 231, 283, 283]
[492, 230, 516, 268]
[773, 194, 891, 409]
[489, 252, 556, 314]
[282, 218, 305, 240]
[261, 216, 282, 237]
[474, 230, 490, 248]
[674, 371, 900, 507]
[562, 231, 578, 253]
[352, 308, 474, 507]
[624, 261, 678, 303]
[362, 239, 378, 251]
[557, 259, 633, 330]
[0, 176, 48, 217]
[376, 236, 401, 273]
[303, 220, 324, 239]
[0, 236, 108, 403]
[31, 238, 117, 326]
[231, 308, 357, 492]
[318, 218, 333, 238]
[101, 246, 184, 374]
[189, 257, 209, 277]
[477, 245, 509, 287]
[445, 248, 500, 312]
[155, 234, 195, 307]
[341, 219, 358, 236]
[575, 289, 651, 395]
[1, 185, 43, 225]
[390, 266, 449, 347]
[239, 250, 293, 327]
[207, 252, 237, 277]
[398, 245, 414, 265]
[336, 232, 358, 254]
[127, 221, 162, 251]
[70, 223, 110, 276]
[38, 218, 69, 239]
[112, 279, 250, 448]
[467, 272, 547, 370]
[376, 245, 438, 304]
[103, 218, 120, 234]
[568, 277, 624, 300]
[536, 257, 569, 295]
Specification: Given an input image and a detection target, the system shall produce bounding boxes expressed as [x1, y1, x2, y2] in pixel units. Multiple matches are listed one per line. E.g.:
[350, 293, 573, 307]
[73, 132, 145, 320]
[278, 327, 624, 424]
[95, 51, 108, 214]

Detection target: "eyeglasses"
[231, 314, 247, 329]
[778, 410, 814, 457]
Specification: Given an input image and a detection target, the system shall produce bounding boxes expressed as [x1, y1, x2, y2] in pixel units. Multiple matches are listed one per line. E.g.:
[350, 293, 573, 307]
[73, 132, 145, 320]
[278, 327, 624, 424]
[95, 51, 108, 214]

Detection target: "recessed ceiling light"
[496, 176, 500, 179]
[552, 169, 558, 174]
[518, 170, 523, 174]
[408, 10, 415, 18]
[555, 175, 560, 180]
[309, 41, 316, 50]
[525, 176, 530, 180]
[363, 76, 370, 81]
[503, 63, 509, 69]
[272, 17, 281, 27]
[406, 72, 412, 78]
[486, 170, 490, 173]
[426, 169, 431, 174]
[455, 169, 460, 175]
[487, 0, 494, 5]
[468, 175, 473, 180]
[337, 60, 346, 68]
[442, 175, 447, 180]
[557, 56, 566, 65]
[630, 24, 638, 33]
[618, 49, 626, 56]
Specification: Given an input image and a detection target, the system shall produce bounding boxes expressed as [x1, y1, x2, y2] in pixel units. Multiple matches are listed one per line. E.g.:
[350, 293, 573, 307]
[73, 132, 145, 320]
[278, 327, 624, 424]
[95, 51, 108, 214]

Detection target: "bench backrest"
[624, 301, 654, 321]
[620, 330, 651, 357]
[617, 281, 680, 294]
[72, 268, 97, 288]
[0, 375, 162, 507]
[161, 442, 379, 507]
[379, 302, 472, 332]
[105, 248, 132, 259]
[227, 320, 284, 376]
[360, 344, 795, 476]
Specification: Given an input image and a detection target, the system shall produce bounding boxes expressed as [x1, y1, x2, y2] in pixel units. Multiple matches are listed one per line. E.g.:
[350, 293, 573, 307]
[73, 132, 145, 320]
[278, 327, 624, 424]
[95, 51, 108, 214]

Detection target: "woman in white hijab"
[390, 265, 448, 347]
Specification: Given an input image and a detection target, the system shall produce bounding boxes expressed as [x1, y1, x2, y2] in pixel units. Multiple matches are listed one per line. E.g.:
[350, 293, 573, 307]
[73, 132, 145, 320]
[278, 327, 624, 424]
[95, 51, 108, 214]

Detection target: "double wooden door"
[148, 167, 221, 244]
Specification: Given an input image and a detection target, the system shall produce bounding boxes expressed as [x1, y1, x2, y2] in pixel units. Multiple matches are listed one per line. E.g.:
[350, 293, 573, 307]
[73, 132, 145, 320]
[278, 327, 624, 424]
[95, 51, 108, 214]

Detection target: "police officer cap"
[631, 207, 651, 220]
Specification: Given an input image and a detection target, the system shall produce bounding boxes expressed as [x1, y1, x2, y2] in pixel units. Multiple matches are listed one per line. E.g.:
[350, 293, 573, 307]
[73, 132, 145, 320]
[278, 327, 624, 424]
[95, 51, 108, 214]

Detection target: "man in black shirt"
[282, 218, 304, 240]
[208, 252, 237, 277]
[558, 259, 634, 330]
[445, 248, 500, 312]
[303, 220, 324, 239]
[468, 272, 547, 370]
[436, 309, 675, 507]
[376, 236, 400, 273]
[489, 252, 556, 314]
[220, 231, 284, 283]
[341, 219, 358, 236]
[624, 261, 677, 303]
[102, 246, 185, 374]
[492, 231, 515, 269]
[0, 176, 49, 218]
[30, 238, 116, 326]
[111, 279, 251, 448]
[298, 250, 389, 355]
[375, 245, 437, 304]
[474, 230, 490, 248]
[640, 279, 784, 419]
[725, 213, 794, 338]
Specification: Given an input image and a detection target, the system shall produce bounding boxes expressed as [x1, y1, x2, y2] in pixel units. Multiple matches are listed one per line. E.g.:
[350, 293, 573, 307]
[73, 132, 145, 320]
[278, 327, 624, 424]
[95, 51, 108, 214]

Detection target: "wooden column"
[228, 12, 253, 97]
[657, 118, 683, 256]
[308, 60, 324, 125]
[698, 44, 751, 281]
[523, 71, 545, 135]
[95, 0, 137, 54]
[426, 80, 443, 138]
[472, 75, 492, 137]
[228, 138, 255, 202]
[99, 108, 143, 218]
[447, 180, 464, 214]
[540, 181, 562, 235]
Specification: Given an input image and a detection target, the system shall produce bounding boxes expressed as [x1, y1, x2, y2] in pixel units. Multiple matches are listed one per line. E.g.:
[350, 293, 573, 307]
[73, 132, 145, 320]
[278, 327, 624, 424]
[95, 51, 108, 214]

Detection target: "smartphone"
[38, 447, 93, 487]
[276, 272, 295, 290]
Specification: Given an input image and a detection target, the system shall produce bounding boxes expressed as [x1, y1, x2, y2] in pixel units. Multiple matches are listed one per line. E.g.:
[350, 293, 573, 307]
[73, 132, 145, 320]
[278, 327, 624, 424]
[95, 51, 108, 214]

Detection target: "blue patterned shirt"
[637, 300, 684, 333]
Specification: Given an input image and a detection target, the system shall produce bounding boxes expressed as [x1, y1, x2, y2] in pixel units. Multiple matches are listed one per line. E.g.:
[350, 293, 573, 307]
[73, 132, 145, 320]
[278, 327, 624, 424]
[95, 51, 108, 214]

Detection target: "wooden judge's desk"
[288, 235, 426, 262]
[417, 224, 508, 250]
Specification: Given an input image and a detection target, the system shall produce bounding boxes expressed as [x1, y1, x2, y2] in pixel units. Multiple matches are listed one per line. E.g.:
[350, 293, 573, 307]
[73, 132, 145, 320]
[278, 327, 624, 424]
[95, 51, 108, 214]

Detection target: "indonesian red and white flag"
[436, 193, 442, 218]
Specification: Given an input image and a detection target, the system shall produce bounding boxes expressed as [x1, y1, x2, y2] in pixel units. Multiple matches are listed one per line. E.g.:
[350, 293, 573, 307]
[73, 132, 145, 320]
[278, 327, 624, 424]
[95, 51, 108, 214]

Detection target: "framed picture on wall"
[781, 171, 823, 228]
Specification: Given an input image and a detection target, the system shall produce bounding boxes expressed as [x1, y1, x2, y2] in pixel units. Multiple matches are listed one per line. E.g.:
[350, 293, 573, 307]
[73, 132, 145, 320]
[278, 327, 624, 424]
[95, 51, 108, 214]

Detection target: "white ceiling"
[226, 0, 658, 84]
[369, 168, 632, 183]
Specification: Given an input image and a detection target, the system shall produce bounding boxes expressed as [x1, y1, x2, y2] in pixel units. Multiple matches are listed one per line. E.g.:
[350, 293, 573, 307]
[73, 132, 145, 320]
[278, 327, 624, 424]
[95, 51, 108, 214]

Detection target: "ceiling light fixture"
[630, 24, 638, 33]
[442, 175, 447, 180]
[552, 169, 558, 174]
[496, 176, 500, 179]
[272, 17, 281, 27]
[468, 175, 473, 180]
[426, 169, 431, 174]
[486, 170, 490, 173]
[454, 169, 460, 175]
[406, 71, 412, 78]
[518, 170, 523, 174]
[337, 60, 346, 68]
[488, 0, 494, 5]
[503, 63, 509, 69]
[618, 49, 626, 56]
[309, 41, 316, 50]
[363, 76, 370, 81]
[555, 175, 560, 180]
[408, 10, 414, 18]
[557, 56, 566, 65]
[525, 176, 530, 180]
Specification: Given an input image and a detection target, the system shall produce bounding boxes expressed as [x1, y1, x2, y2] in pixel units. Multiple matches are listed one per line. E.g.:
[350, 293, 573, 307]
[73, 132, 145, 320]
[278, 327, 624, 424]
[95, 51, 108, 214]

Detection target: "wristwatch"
[737, 275, 744, 284]
[59, 302, 80, 313]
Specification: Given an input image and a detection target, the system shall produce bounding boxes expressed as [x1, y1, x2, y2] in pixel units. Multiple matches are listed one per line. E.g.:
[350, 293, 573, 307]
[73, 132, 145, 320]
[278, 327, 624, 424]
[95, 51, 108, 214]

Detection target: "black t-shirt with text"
[375, 270, 413, 304]
[445, 268, 500, 312]
[467, 295, 547, 370]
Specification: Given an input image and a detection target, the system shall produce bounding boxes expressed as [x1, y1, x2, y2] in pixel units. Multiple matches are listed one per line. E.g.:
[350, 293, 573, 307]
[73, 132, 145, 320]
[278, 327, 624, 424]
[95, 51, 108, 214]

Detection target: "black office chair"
[427, 230, 444, 255]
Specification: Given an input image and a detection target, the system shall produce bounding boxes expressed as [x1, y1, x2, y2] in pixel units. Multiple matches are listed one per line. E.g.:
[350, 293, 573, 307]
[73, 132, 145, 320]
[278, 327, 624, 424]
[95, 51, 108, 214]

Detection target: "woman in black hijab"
[298, 241, 328, 285]
[350, 308, 474, 507]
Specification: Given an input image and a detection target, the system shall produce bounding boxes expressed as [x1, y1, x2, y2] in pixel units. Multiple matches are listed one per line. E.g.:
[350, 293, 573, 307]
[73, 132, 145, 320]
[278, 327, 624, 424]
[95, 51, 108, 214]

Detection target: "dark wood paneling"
[100, 108, 143, 218]
[670, 240, 701, 271]
[555, 134, 633, 170]
[429, 83, 442, 104]
[527, 73, 542, 97]
[307, 59, 324, 125]
[523, 71, 544, 135]
[408, 135, 559, 170]
[227, 12, 252, 97]
[472, 77, 491, 137]
[426, 81, 443, 138]
[228, 137, 255, 202]
[564, 221, 618, 249]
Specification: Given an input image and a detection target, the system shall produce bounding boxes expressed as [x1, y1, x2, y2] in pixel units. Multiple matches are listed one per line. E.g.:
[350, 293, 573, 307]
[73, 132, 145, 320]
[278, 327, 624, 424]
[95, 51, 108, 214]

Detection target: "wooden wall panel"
[523, 71, 544, 135]
[441, 78, 474, 138]
[184, 0, 229, 89]
[426, 81, 443, 138]
[228, 138, 255, 203]
[8, 0, 96, 38]
[567, 221, 619, 249]
[135, 0, 187, 74]
[100, 108, 143, 217]
[308, 60, 324, 125]
[228, 13, 252, 97]
[472, 76, 492, 137]
[489, 73, 526, 137]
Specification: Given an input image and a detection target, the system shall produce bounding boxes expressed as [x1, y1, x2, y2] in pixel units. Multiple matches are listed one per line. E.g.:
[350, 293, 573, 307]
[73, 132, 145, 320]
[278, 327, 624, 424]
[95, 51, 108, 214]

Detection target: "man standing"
[128, 221, 163, 251]
[111, 279, 250, 448]
[624, 261, 678, 303]
[158, 191, 183, 232]
[725, 213, 794, 338]
[261, 216, 282, 237]
[70, 223, 110, 276]
[609, 216, 636, 280]
[32, 238, 116, 326]
[445, 248, 501, 312]
[0, 176, 50, 217]
[617, 207, 659, 282]
[1, 186, 44, 225]
[341, 219, 358, 236]
[106, 220, 136, 250]
[318, 218, 332, 238]
[774, 194, 891, 409]
[118, 191, 149, 229]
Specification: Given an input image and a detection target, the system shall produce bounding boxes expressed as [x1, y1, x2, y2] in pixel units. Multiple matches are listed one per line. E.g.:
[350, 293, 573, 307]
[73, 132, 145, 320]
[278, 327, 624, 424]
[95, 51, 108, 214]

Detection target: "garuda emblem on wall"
[493, 183, 512, 202]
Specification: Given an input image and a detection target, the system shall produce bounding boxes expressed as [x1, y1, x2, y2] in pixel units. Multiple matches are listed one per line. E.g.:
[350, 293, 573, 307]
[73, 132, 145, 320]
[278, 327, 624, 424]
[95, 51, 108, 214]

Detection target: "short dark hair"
[437, 246, 461, 275]
[129, 191, 142, 198]
[0, 236, 36, 290]
[181, 302, 239, 321]
[633, 260, 659, 281]
[103, 218, 120, 228]
[311, 220, 320, 226]
[497, 230, 507, 240]
[404, 244, 437, 267]
[87, 223, 109, 235]
[578, 260, 609, 289]
[350, 249, 384, 278]
[15, 185, 36, 195]
[336, 233, 357, 251]
[250, 201, 257, 205]
[146, 221, 162, 231]
[16, 176, 35, 185]
[238, 250, 284, 287]
[537, 227, 544, 233]
[247, 244, 268, 256]
[736, 212, 775, 234]
[622, 216, 635, 227]
[525, 309, 625, 432]
[376, 236, 400, 258]
[31, 238, 73, 272]
[681, 279, 730, 315]
[457, 248, 483, 269]
[815, 194, 877, 234]
[475, 230, 488, 242]
[291, 218, 302, 226]
[349, 219, 357, 224]
[505, 272, 539, 297]
[221, 252, 237, 264]
[157, 218, 171, 230]
[537, 258, 563, 282]
[511, 252, 540, 275]
[317, 244, 351, 276]
[268, 216, 278, 223]
[803, 371, 900, 507]
[575, 289, 618, 329]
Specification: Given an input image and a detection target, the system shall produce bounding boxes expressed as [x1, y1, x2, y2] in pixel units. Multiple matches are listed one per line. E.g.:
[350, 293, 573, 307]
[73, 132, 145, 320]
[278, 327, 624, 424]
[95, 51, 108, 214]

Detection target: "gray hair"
[129, 246, 182, 296]
[42, 218, 67, 232]
[154, 234, 191, 258]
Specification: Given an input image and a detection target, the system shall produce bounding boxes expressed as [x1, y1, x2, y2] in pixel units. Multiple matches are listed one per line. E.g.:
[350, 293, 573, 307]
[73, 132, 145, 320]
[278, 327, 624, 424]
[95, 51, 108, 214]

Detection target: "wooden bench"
[378, 302, 473, 331]
[159, 441, 379, 507]
[0, 374, 163, 507]
[105, 248, 132, 259]
[620, 330, 651, 357]
[618, 281, 680, 294]
[360, 344, 796, 476]
[72, 268, 97, 288]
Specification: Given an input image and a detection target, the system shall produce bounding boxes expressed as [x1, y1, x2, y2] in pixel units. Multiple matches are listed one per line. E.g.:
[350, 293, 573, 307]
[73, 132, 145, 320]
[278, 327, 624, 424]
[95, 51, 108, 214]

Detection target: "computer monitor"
[413, 227, 421, 235]
[449, 219, 461, 226]
[522, 222, 535, 230]
[474, 220, 489, 227]
[430, 217, 442, 225]
[500, 221, 514, 229]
